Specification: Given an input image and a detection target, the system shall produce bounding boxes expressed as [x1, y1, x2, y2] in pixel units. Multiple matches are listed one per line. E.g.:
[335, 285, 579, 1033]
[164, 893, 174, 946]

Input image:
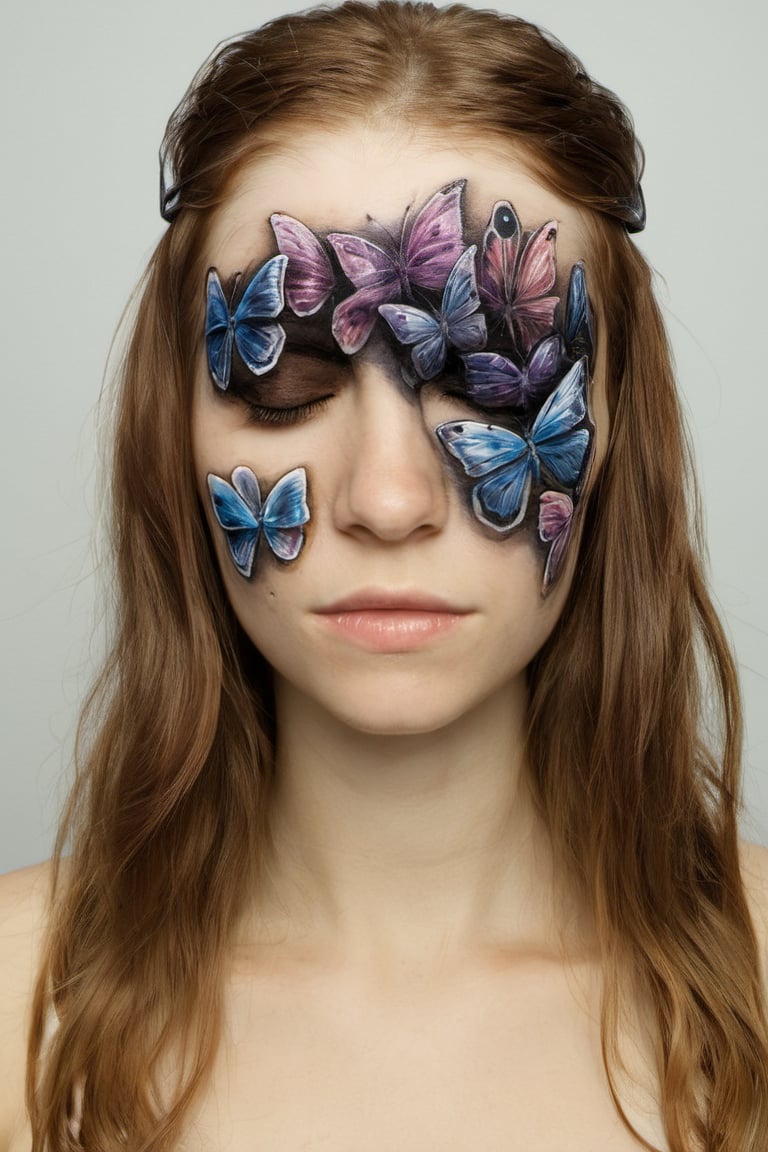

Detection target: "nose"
[332, 362, 449, 543]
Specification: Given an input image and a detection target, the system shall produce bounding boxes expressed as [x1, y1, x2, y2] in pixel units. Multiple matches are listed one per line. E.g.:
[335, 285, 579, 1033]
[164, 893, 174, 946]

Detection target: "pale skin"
[2, 127, 768, 1152]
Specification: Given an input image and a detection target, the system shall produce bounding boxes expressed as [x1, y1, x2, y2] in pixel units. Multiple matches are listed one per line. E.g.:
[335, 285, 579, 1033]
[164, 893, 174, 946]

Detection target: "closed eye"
[227, 346, 350, 426]
[242, 395, 333, 427]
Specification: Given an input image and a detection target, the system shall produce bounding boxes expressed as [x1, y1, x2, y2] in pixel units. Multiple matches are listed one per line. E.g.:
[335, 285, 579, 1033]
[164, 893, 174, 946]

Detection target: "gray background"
[1, 0, 766, 873]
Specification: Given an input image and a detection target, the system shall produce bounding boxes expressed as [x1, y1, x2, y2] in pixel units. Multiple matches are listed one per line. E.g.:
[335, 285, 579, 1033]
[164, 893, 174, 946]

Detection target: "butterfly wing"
[564, 261, 594, 361]
[270, 213, 334, 316]
[235, 254, 287, 320]
[379, 304, 440, 346]
[262, 467, 310, 562]
[327, 233, 398, 290]
[327, 234, 401, 353]
[232, 255, 287, 376]
[411, 330, 449, 380]
[205, 269, 234, 391]
[440, 245, 487, 353]
[403, 179, 467, 292]
[463, 352, 525, 408]
[207, 469, 262, 579]
[478, 201, 521, 312]
[331, 284, 392, 355]
[527, 334, 562, 386]
[530, 358, 591, 487]
[538, 490, 574, 588]
[436, 420, 533, 528]
[515, 220, 558, 300]
[511, 221, 559, 351]
[520, 333, 563, 407]
[379, 304, 445, 380]
[472, 459, 533, 528]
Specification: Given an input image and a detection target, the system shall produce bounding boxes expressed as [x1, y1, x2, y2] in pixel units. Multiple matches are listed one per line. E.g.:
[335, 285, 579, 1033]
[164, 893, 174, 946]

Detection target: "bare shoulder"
[739, 839, 768, 979]
[0, 861, 53, 1148]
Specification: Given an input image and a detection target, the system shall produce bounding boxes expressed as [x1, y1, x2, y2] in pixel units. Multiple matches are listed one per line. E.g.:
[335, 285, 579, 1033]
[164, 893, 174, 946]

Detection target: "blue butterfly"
[435, 358, 592, 530]
[377, 245, 487, 381]
[564, 262, 593, 362]
[205, 254, 288, 390]
[207, 465, 310, 577]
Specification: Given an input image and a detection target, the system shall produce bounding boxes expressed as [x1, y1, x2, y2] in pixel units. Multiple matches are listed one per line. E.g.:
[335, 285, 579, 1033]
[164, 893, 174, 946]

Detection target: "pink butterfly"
[538, 490, 574, 590]
[327, 179, 467, 355]
[479, 201, 559, 354]
[270, 213, 335, 316]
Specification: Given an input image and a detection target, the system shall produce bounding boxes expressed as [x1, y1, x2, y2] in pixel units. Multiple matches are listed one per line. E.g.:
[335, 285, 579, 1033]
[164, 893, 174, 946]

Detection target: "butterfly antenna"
[366, 213, 398, 251]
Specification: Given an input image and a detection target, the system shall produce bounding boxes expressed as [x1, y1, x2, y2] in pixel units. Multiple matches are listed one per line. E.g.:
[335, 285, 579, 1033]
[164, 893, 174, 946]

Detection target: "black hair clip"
[619, 183, 646, 233]
[159, 147, 181, 223]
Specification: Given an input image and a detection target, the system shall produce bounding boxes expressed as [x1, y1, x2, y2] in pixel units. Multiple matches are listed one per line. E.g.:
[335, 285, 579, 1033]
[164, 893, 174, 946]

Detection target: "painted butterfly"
[327, 179, 467, 355]
[378, 246, 486, 381]
[207, 465, 310, 578]
[270, 213, 335, 316]
[435, 357, 592, 530]
[478, 201, 559, 353]
[205, 255, 288, 391]
[564, 261, 594, 362]
[538, 490, 574, 590]
[462, 333, 563, 411]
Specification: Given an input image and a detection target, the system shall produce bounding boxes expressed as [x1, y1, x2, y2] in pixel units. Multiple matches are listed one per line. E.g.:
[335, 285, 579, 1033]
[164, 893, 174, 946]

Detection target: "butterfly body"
[207, 466, 310, 578]
[205, 256, 288, 389]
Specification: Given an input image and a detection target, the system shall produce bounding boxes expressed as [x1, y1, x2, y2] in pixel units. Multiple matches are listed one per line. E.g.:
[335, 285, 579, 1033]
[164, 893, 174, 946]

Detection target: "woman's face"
[192, 126, 609, 735]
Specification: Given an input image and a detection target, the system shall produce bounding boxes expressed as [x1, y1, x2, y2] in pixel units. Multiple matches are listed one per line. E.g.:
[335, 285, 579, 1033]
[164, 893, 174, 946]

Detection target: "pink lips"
[314, 589, 472, 652]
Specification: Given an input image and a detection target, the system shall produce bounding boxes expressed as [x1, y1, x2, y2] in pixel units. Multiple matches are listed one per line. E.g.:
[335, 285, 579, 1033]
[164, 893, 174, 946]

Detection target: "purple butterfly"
[378, 246, 486, 381]
[327, 179, 467, 355]
[462, 333, 563, 411]
[270, 213, 335, 316]
[479, 201, 559, 353]
[538, 490, 574, 589]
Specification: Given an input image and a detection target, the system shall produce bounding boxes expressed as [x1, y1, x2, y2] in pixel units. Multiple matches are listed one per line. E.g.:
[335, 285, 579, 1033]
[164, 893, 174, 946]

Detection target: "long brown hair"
[27, 4, 768, 1149]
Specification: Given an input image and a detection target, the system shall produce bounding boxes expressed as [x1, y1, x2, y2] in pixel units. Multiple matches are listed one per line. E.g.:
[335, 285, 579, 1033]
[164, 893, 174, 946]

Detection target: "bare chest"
[179, 961, 669, 1152]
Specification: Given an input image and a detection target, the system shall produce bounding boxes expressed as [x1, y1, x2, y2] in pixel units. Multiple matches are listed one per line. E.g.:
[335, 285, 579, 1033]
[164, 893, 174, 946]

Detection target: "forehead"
[204, 126, 589, 273]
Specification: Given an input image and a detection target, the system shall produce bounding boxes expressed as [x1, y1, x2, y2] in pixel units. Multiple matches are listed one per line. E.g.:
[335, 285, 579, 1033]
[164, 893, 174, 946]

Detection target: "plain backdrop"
[1, 0, 766, 873]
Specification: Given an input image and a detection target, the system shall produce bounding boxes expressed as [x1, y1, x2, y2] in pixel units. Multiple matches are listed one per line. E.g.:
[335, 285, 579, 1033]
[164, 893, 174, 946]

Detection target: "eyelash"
[242, 395, 333, 427]
[241, 378, 486, 426]
[431, 384, 488, 413]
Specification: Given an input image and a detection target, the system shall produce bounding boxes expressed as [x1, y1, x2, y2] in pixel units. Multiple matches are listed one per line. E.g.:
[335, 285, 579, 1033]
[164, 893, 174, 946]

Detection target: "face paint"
[202, 180, 595, 593]
[377, 245, 486, 380]
[326, 179, 467, 354]
[436, 358, 591, 532]
[478, 205, 559, 351]
[205, 256, 288, 390]
[538, 490, 574, 590]
[207, 465, 310, 578]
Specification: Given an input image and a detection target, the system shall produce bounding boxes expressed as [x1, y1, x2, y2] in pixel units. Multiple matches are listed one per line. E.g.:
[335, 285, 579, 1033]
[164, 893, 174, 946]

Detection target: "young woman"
[1, 3, 767, 1150]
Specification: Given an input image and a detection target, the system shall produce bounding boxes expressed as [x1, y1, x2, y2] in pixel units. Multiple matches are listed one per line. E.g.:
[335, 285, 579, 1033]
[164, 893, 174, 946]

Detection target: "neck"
[244, 674, 589, 973]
